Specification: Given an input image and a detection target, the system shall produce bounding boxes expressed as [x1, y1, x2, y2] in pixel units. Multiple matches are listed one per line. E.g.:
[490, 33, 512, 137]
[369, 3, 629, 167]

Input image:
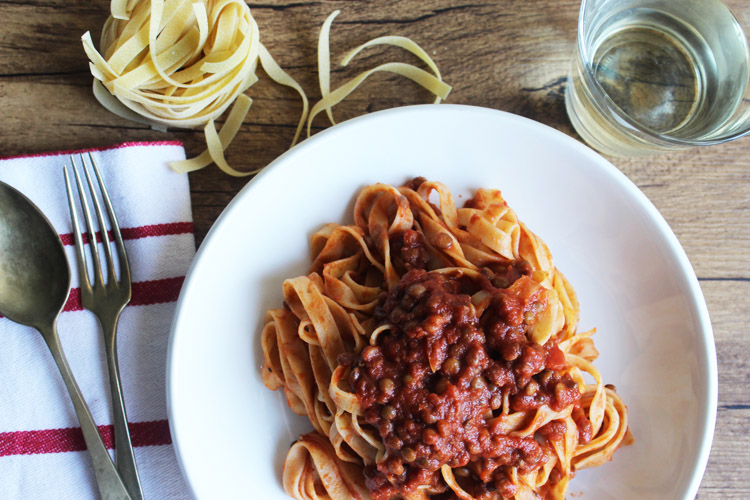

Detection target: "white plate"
[167, 104, 716, 500]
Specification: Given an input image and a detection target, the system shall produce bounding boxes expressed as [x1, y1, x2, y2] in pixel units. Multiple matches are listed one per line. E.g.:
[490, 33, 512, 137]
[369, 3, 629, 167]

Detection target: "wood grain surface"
[1, 1, 748, 498]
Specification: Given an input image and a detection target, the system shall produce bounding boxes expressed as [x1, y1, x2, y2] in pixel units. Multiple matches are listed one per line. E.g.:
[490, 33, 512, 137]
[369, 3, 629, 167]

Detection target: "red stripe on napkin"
[0, 141, 184, 161]
[0, 277, 185, 318]
[0, 420, 172, 456]
[0, 276, 185, 318]
[62, 277, 185, 312]
[59, 222, 194, 246]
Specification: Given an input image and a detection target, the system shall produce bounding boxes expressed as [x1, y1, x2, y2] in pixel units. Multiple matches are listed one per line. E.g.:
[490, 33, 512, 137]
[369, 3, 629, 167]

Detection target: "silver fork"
[64, 153, 145, 500]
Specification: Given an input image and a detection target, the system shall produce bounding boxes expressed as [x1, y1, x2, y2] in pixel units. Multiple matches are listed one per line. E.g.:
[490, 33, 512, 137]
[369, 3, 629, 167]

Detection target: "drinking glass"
[565, 0, 750, 156]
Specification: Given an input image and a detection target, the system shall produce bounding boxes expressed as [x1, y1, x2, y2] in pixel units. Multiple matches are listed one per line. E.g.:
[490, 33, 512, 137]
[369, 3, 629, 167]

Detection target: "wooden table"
[1, 1, 748, 498]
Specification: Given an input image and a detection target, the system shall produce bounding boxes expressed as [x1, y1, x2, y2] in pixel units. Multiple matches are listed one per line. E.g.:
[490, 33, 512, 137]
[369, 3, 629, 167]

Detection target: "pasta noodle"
[82, 0, 308, 177]
[309, 10, 451, 135]
[82, 3, 451, 177]
[261, 178, 632, 500]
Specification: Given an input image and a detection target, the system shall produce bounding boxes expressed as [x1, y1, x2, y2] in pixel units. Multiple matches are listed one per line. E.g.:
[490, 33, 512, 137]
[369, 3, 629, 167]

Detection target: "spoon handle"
[40, 323, 133, 500]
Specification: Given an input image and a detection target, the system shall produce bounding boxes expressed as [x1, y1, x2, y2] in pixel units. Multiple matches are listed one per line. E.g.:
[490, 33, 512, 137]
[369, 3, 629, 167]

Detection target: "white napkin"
[0, 142, 194, 499]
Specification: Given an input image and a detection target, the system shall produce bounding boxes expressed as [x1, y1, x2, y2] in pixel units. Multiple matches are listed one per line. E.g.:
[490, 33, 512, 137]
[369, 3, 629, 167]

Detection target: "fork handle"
[103, 314, 145, 500]
[40, 323, 132, 500]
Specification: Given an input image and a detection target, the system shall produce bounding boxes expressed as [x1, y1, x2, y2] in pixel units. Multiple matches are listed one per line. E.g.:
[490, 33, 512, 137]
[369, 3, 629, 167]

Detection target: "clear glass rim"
[576, 0, 750, 147]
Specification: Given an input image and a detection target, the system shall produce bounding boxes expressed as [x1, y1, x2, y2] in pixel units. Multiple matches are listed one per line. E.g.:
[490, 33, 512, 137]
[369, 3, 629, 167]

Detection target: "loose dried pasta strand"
[308, 61, 451, 137]
[310, 10, 452, 135]
[258, 43, 309, 148]
[340, 35, 445, 104]
[169, 94, 256, 175]
[317, 10, 340, 125]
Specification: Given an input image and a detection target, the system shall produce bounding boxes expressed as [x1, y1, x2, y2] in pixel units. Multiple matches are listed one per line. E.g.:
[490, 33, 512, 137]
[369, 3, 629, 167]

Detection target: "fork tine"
[70, 155, 104, 286]
[63, 166, 92, 290]
[88, 152, 131, 287]
[80, 153, 117, 283]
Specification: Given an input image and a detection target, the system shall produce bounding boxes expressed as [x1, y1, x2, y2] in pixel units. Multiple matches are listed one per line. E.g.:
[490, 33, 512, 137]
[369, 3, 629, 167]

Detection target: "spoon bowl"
[0, 180, 133, 500]
[0, 182, 70, 327]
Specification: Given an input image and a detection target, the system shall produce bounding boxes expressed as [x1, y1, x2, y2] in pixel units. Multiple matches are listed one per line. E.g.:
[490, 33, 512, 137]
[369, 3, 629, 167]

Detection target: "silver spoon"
[0, 181, 132, 500]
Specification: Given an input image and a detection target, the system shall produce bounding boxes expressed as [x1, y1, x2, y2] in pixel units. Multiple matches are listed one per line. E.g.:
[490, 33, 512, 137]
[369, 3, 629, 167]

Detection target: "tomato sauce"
[346, 265, 583, 499]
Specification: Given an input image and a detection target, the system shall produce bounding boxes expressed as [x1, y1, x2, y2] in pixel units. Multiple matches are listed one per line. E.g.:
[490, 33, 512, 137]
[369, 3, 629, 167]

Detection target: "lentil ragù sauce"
[345, 266, 588, 500]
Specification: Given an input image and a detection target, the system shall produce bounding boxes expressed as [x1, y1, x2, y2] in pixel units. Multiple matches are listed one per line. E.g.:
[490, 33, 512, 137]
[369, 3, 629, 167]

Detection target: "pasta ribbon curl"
[283, 432, 371, 500]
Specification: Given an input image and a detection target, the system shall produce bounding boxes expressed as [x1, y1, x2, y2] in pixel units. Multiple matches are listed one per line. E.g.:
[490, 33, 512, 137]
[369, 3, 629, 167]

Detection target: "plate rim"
[166, 103, 717, 499]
